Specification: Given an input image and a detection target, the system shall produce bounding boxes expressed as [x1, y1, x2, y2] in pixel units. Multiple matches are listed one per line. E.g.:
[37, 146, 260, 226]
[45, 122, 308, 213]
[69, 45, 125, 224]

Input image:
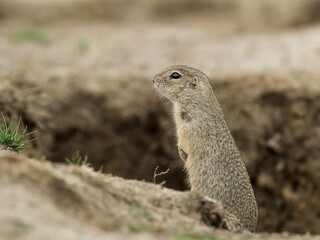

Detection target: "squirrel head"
[152, 65, 213, 103]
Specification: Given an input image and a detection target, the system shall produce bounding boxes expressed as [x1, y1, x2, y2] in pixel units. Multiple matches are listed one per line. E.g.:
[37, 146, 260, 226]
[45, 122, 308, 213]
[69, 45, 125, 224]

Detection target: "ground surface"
[1, 150, 319, 240]
[0, 0, 320, 238]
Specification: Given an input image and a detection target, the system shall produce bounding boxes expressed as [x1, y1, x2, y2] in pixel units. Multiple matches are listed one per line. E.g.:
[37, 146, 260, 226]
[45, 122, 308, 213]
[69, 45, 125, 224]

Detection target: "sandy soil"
[1, 150, 319, 240]
[0, 0, 320, 238]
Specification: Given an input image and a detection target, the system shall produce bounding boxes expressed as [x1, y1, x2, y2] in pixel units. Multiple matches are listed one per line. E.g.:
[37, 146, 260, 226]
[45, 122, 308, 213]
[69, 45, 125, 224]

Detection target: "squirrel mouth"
[152, 78, 159, 87]
[152, 78, 164, 90]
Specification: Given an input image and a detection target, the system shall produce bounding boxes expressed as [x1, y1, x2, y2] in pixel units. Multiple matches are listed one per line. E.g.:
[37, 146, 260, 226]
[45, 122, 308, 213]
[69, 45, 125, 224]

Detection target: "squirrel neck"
[174, 92, 226, 126]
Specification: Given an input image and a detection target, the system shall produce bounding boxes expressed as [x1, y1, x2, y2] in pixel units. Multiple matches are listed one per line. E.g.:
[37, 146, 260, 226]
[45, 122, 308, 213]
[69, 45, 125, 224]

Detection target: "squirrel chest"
[174, 105, 193, 163]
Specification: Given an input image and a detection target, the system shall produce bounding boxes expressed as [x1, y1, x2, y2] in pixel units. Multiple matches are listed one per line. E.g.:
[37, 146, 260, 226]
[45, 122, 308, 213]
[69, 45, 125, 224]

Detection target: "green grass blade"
[0, 114, 37, 152]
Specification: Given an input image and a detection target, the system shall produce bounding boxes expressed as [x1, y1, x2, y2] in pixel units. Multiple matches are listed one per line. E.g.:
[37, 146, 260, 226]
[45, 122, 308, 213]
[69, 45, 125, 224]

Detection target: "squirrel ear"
[190, 77, 197, 89]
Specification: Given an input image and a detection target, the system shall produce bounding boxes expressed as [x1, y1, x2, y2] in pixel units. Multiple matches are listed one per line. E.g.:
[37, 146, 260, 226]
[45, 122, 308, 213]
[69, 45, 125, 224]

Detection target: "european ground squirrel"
[153, 65, 258, 232]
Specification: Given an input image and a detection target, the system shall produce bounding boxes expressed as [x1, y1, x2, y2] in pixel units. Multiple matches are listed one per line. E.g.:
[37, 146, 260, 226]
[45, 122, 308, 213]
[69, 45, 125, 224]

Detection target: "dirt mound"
[1, 150, 319, 240]
[0, 149, 212, 239]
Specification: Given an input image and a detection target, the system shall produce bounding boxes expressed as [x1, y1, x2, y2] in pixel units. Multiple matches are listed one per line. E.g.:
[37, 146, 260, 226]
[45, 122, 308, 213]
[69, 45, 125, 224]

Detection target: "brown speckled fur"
[153, 65, 258, 232]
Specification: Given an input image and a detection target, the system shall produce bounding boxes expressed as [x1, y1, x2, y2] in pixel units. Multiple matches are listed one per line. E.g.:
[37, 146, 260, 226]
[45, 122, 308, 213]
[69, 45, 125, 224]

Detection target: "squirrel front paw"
[178, 148, 188, 162]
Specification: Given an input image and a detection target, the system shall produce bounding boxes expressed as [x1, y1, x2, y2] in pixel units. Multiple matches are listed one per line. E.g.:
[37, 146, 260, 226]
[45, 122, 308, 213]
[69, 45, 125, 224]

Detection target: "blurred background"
[0, 0, 320, 234]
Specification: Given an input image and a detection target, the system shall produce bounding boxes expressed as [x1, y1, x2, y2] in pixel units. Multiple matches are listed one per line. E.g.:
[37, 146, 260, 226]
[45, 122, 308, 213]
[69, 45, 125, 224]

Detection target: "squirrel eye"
[170, 72, 181, 79]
